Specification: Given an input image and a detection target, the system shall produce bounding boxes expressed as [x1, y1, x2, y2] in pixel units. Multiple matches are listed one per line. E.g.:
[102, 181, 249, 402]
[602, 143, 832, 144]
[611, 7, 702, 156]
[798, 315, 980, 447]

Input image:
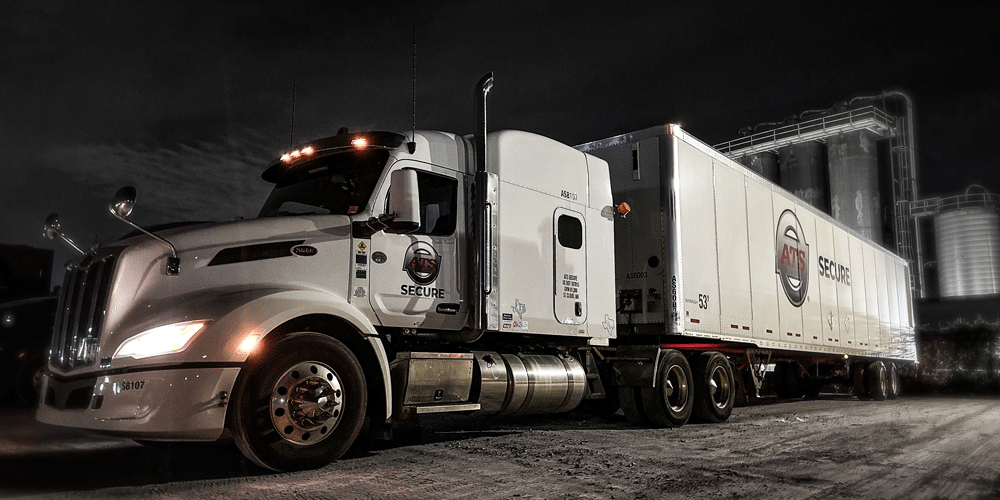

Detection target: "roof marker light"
[351, 137, 368, 148]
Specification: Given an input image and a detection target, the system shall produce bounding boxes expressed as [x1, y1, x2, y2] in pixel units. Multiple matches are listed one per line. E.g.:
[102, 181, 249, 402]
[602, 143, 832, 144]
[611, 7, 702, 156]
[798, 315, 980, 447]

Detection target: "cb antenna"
[289, 79, 297, 149]
[407, 27, 417, 154]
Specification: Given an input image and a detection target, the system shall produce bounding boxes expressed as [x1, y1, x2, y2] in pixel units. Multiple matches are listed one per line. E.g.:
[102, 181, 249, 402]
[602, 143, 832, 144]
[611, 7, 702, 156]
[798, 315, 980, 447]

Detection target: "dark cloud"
[1, 0, 997, 283]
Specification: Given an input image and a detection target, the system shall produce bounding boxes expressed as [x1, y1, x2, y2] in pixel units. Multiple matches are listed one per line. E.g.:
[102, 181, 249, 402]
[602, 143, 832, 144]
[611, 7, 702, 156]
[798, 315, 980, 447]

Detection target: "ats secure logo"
[775, 209, 809, 307]
[403, 241, 440, 285]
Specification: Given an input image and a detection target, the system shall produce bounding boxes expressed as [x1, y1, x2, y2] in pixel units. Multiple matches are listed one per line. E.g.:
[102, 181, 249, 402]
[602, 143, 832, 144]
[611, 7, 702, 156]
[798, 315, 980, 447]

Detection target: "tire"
[887, 362, 901, 400]
[14, 356, 44, 407]
[639, 349, 694, 427]
[691, 352, 735, 424]
[619, 385, 650, 425]
[582, 385, 621, 417]
[230, 333, 367, 471]
[852, 362, 869, 400]
[774, 361, 805, 399]
[867, 361, 888, 401]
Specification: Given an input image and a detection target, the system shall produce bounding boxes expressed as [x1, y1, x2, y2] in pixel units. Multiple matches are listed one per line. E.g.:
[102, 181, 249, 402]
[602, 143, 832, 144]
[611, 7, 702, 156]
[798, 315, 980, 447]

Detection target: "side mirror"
[387, 169, 420, 233]
[106, 186, 180, 275]
[110, 186, 137, 219]
[43, 214, 62, 241]
[42, 213, 85, 254]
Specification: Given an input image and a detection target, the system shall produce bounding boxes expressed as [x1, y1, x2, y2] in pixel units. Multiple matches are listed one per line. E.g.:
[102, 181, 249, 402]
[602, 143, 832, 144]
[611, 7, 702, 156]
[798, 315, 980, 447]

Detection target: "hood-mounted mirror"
[107, 186, 181, 276]
[110, 186, 137, 219]
[42, 213, 85, 255]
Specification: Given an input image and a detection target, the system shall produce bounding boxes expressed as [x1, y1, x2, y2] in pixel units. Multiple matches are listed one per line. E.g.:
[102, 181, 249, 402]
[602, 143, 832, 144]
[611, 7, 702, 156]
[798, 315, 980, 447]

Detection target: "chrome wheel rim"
[663, 364, 690, 412]
[709, 364, 732, 410]
[270, 361, 344, 445]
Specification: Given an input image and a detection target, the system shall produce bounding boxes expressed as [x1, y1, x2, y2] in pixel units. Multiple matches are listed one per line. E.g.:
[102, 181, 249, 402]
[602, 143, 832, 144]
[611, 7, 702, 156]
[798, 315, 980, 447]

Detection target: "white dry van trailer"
[37, 76, 915, 471]
[577, 124, 916, 424]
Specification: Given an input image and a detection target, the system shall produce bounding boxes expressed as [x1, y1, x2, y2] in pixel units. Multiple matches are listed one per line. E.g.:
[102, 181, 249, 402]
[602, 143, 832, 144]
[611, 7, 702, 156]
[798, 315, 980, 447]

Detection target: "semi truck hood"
[47, 215, 357, 375]
[112, 215, 353, 256]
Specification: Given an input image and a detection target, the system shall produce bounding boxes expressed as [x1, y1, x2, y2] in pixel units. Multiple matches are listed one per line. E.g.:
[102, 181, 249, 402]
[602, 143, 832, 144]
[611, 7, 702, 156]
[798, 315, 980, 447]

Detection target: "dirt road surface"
[2, 395, 999, 499]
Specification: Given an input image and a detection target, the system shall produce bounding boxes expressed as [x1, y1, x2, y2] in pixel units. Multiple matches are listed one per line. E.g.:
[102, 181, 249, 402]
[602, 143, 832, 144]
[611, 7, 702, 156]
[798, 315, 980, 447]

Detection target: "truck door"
[554, 207, 587, 324]
[368, 163, 467, 330]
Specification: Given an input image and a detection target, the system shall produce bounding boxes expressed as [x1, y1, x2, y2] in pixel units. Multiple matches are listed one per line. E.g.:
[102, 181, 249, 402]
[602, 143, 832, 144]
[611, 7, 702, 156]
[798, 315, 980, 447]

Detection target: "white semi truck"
[38, 75, 915, 471]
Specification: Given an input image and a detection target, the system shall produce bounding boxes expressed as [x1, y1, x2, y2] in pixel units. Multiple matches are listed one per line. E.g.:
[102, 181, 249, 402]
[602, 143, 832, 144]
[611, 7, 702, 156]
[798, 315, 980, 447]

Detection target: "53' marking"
[698, 294, 710, 310]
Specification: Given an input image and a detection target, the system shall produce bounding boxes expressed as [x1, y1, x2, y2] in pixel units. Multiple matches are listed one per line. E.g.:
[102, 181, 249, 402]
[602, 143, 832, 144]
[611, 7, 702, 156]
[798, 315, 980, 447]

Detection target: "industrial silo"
[738, 152, 780, 183]
[779, 140, 828, 213]
[934, 187, 1000, 298]
[827, 129, 882, 243]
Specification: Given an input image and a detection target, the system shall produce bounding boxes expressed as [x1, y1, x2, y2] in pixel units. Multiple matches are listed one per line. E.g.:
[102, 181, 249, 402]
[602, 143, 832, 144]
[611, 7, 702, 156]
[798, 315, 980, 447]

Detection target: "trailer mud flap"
[611, 345, 661, 387]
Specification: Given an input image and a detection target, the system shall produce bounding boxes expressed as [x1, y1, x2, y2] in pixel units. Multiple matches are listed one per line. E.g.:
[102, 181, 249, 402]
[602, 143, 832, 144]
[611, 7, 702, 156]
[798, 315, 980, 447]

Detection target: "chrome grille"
[50, 248, 121, 370]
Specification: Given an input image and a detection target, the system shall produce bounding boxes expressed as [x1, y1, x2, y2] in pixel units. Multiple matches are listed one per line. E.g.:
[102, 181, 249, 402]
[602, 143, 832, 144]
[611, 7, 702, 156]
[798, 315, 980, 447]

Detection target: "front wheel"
[230, 333, 367, 471]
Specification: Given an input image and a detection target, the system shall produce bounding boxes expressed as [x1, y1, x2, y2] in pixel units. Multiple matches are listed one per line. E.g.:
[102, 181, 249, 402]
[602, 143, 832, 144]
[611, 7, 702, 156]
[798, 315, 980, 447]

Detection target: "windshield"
[258, 150, 390, 217]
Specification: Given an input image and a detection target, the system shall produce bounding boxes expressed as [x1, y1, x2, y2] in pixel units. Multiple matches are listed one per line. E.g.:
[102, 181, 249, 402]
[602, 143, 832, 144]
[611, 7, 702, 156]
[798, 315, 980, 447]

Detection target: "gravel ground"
[2, 394, 1000, 499]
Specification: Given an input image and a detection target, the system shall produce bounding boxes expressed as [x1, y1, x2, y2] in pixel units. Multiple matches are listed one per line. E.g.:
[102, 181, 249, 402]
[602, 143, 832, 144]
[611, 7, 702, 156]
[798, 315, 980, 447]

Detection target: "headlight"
[113, 320, 212, 360]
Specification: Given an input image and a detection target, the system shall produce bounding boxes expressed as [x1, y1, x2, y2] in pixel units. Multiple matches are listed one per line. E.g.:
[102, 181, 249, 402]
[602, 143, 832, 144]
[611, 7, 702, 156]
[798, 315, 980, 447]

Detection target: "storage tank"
[738, 152, 780, 183]
[827, 129, 881, 243]
[934, 188, 1000, 298]
[779, 140, 828, 212]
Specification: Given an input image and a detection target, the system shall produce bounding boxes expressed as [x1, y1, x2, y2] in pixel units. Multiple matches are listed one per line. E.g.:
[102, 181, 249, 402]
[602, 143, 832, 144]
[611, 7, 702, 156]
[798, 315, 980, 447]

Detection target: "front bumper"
[36, 364, 241, 441]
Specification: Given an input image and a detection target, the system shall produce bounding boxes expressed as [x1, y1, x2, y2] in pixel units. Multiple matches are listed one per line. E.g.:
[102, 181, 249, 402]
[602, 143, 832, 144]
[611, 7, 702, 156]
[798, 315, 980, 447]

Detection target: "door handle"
[436, 303, 460, 315]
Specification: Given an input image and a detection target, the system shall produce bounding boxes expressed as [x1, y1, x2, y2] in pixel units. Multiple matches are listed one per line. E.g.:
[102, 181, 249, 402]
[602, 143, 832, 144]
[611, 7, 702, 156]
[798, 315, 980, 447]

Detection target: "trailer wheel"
[639, 349, 693, 427]
[231, 333, 367, 471]
[887, 362, 901, 400]
[774, 361, 805, 399]
[851, 362, 869, 400]
[691, 352, 735, 423]
[867, 361, 888, 401]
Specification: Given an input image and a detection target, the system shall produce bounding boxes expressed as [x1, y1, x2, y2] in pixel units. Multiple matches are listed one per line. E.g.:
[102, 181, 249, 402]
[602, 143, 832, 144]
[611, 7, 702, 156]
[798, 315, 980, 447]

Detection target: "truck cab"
[37, 121, 617, 471]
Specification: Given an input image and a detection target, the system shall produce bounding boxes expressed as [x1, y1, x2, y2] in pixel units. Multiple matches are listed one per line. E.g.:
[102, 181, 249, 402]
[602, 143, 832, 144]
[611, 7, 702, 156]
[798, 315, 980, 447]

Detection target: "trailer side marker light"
[766, 329, 773, 333]
[352, 137, 368, 148]
[691, 318, 700, 323]
[796, 334, 801, 337]
[743, 326, 750, 330]
[813, 336, 818, 340]
[731, 324, 738, 329]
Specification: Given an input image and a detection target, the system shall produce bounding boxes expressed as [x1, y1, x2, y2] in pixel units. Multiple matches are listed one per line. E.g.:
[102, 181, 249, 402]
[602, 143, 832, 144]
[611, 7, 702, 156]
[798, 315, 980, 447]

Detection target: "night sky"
[2, 1, 997, 276]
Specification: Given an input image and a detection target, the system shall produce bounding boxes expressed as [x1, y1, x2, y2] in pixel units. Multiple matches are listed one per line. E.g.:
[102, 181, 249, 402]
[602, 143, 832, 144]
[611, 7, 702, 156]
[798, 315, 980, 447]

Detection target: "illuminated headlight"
[113, 320, 212, 360]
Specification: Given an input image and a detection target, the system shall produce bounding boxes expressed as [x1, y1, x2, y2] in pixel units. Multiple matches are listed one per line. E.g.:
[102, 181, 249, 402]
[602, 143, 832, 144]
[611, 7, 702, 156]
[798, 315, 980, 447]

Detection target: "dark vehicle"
[1, 296, 57, 406]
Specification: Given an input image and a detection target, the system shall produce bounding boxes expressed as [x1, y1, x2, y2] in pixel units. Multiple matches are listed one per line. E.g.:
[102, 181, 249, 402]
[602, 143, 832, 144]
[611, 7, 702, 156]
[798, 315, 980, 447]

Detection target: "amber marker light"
[616, 202, 632, 218]
[237, 332, 264, 355]
[351, 137, 368, 148]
